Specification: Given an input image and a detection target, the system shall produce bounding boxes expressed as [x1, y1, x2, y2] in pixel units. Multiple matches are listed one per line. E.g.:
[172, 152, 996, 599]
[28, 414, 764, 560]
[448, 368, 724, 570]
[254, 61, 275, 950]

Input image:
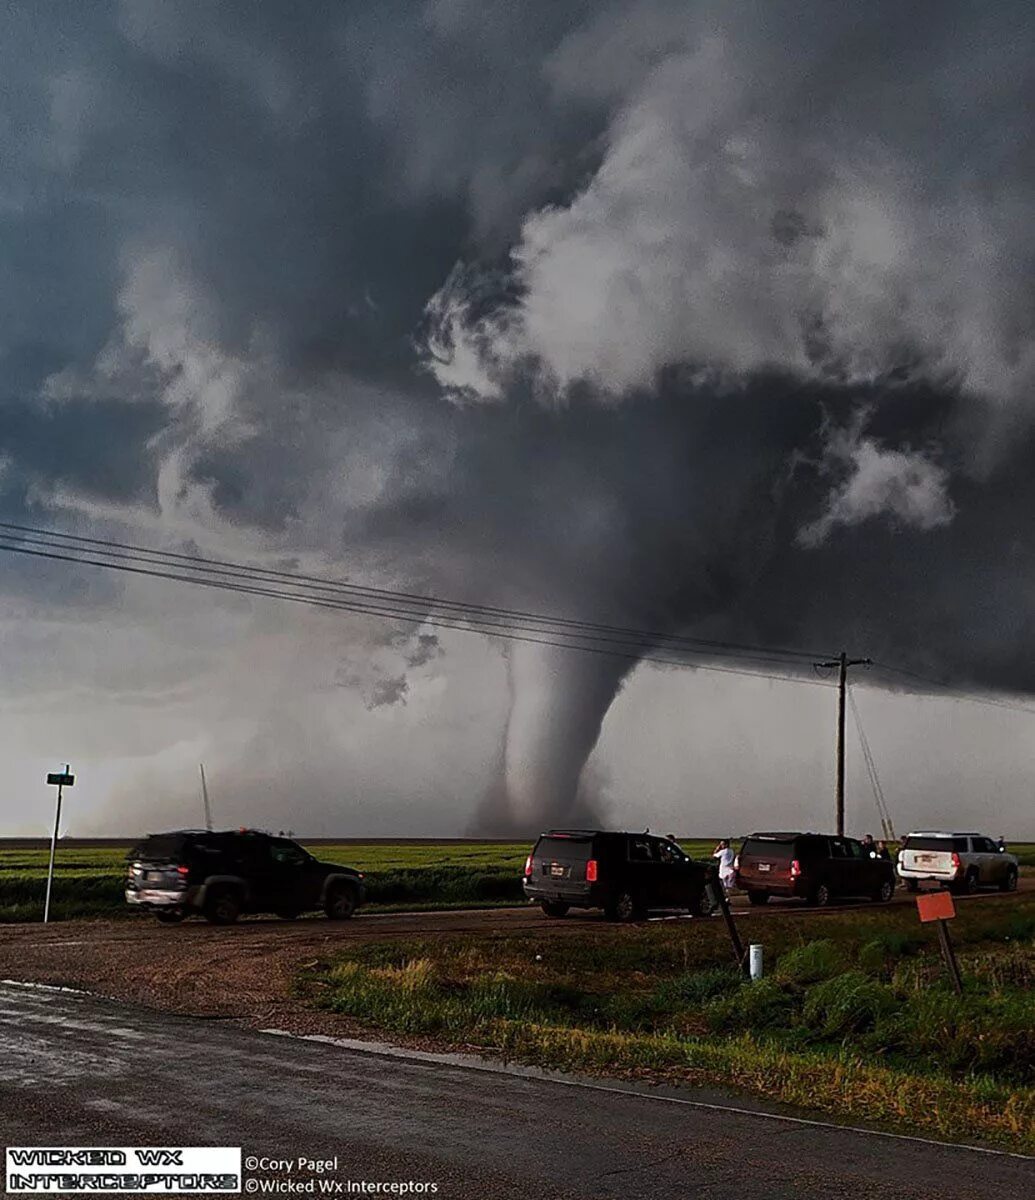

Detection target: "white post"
[749, 943, 763, 981]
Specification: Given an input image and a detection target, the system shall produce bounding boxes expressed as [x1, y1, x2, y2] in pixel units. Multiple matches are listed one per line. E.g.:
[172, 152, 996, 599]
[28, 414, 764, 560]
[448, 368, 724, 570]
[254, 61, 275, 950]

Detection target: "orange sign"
[916, 890, 956, 923]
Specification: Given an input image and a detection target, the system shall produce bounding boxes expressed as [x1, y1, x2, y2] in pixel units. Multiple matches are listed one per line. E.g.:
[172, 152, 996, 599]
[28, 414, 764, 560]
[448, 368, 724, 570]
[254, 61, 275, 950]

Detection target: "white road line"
[1, 978, 90, 995]
[258, 1027, 1035, 1163]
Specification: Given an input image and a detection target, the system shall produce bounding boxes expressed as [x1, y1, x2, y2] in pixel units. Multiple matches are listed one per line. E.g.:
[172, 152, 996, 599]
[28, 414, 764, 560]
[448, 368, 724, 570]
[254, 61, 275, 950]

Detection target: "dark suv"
[125, 829, 366, 924]
[735, 832, 896, 906]
[523, 830, 718, 921]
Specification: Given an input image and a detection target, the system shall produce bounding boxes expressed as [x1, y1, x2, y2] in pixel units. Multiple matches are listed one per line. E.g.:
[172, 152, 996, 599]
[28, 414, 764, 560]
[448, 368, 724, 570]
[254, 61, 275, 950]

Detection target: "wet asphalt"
[0, 982, 1031, 1200]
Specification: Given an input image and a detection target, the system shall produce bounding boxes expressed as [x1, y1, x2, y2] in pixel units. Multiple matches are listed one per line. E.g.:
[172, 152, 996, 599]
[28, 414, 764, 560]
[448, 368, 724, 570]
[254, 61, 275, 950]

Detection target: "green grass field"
[0, 840, 1030, 923]
[305, 896, 1035, 1152]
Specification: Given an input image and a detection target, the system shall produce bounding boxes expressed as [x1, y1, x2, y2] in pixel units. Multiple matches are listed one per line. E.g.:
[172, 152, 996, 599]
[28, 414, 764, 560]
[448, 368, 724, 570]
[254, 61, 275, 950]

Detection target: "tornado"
[500, 640, 633, 831]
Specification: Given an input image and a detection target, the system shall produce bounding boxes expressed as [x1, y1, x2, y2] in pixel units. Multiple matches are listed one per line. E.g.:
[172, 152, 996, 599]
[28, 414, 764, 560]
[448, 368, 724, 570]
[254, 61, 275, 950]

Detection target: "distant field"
[1, 840, 1030, 923]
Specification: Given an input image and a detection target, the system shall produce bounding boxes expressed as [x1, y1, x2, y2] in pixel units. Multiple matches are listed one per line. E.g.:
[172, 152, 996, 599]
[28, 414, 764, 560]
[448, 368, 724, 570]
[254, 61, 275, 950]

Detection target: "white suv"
[897, 832, 1019, 894]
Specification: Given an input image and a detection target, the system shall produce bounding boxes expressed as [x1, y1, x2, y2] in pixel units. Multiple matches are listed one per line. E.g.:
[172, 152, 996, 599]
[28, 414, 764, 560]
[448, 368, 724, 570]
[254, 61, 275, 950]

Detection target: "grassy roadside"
[300, 897, 1035, 1153]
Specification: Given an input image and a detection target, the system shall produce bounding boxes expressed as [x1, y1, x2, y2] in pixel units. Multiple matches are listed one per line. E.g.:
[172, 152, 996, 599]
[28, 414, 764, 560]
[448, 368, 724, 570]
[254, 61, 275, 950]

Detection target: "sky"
[1, 1, 1034, 839]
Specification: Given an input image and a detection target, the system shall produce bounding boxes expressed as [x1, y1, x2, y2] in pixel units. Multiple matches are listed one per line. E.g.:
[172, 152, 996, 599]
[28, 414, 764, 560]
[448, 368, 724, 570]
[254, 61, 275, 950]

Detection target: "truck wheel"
[156, 909, 185, 924]
[747, 891, 770, 906]
[808, 883, 831, 908]
[1000, 868, 1018, 893]
[324, 883, 357, 920]
[687, 884, 718, 917]
[541, 901, 569, 918]
[203, 888, 240, 925]
[904, 879, 919, 893]
[605, 890, 641, 922]
[873, 879, 894, 903]
[960, 870, 980, 895]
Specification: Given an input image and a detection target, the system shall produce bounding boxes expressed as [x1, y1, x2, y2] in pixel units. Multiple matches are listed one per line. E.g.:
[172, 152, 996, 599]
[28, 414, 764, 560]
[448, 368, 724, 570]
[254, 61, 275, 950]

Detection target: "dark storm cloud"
[1, 2, 1034, 831]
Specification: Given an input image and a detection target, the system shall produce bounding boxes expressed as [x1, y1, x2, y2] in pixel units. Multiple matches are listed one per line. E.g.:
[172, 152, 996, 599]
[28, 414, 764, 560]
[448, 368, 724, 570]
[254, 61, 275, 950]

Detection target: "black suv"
[523, 830, 718, 921]
[735, 832, 896, 906]
[125, 829, 366, 924]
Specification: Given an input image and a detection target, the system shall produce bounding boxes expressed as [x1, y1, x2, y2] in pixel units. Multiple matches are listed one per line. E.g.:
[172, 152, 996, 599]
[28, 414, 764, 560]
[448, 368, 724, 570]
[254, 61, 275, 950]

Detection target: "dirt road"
[0, 884, 1028, 1028]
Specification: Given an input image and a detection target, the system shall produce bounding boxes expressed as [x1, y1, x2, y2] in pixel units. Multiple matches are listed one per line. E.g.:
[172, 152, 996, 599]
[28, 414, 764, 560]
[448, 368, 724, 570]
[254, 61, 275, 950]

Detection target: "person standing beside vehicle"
[713, 839, 736, 891]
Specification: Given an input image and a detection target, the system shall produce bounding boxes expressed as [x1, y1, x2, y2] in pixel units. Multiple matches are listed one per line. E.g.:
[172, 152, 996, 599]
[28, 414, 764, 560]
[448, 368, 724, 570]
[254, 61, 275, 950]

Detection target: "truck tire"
[957, 869, 980, 895]
[324, 882, 358, 920]
[203, 887, 241, 925]
[873, 878, 895, 903]
[687, 884, 718, 917]
[808, 883, 832, 907]
[1000, 868, 1018, 893]
[605, 890, 641, 922]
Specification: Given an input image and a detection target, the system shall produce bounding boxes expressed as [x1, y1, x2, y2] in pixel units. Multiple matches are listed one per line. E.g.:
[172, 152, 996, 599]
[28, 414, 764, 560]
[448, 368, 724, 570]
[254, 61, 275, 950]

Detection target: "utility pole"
[814, 652, 871, 835]
[199, 763, 213, 831]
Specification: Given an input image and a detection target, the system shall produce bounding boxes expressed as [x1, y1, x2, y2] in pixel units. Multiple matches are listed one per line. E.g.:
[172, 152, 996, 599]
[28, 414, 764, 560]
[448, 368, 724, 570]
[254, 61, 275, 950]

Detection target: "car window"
[656, 839, 683, 864]
[829, 838, 852, 859]
[742, 837, 794, 858]
[628, 838, 655, 863]
[953, 837, 971, 853]
[974, 837, 996, 853]
[903, 836, 954, 852]
[846, 839, 868, 858]
[270, 838, 309, 866]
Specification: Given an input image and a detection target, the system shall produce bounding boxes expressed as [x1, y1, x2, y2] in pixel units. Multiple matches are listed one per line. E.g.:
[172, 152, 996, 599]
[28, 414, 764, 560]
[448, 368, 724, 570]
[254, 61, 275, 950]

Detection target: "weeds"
[308, 911, 1035, 1153]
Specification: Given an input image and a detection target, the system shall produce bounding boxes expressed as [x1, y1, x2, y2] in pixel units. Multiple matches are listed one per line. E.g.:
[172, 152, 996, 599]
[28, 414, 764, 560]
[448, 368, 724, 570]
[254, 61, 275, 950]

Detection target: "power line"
[869, 661, 1035, 717]
[0, 520, 828, 663]
[0, 537, 837, 689]
[0, 528, 825, 669]
[848, 685, 895, 841]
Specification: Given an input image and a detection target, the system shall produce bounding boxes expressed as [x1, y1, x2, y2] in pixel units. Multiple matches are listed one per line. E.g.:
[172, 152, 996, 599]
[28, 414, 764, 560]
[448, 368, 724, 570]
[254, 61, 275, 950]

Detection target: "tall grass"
[306, 902, 1035, 1152]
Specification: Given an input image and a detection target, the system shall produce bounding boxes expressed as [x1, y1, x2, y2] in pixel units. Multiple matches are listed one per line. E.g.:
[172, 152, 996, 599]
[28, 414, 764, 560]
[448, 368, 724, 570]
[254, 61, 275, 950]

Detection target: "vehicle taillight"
[789, 859, 802, 878]
[524, 855, 533, 877]
[585, 859, 598, 882]
[176, 865, 189, 876]
[951, 852, 961, 871]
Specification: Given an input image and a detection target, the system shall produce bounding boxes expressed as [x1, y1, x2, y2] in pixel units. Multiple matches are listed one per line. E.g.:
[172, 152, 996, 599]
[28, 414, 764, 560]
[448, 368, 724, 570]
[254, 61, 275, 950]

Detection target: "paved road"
[0, 983, 1030, 1200]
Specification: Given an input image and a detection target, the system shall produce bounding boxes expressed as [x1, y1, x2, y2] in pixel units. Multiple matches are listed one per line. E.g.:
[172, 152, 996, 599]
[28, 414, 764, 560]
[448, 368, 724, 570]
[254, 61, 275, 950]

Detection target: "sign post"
[709, 869, 749, 976]
[44, 766, 75, 924]
[916, 889, 963, 994]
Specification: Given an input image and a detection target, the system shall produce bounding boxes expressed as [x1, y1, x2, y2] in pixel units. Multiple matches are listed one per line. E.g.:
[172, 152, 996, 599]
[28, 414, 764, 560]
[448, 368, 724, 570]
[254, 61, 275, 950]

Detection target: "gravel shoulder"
[0, 883, 1029, 1035]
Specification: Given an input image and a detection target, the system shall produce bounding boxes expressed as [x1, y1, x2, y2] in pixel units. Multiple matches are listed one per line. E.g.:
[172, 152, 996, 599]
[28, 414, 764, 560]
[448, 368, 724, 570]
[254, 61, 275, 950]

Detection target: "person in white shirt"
[713, 839, 736, 891]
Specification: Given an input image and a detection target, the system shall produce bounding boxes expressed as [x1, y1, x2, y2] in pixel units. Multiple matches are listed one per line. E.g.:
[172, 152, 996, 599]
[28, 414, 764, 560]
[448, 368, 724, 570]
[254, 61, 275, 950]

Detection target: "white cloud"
[798, 417, 956, 546]
[424, 10, 1035, 420]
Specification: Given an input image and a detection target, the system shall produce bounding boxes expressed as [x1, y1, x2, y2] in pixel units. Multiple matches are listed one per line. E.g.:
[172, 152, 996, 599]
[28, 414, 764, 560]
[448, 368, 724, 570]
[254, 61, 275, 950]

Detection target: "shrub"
[801, 972, 897, 1037]
[875, 990, 1035, 1080]
[653, 966, 742, 1010]
[706, 978, 796, 1031]
[775, 940, 847, 986]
